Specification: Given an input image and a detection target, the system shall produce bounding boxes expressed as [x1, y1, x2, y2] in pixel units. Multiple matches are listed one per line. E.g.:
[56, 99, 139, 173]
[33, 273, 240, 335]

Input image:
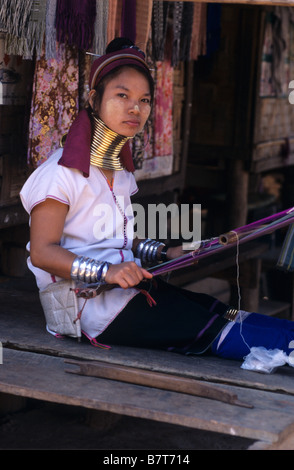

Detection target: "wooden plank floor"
[2, 347, 294, 449]
[2, 275, 294, 449]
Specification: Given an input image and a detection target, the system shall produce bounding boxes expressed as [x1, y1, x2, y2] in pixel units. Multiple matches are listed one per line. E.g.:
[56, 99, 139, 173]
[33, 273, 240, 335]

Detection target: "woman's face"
[91, 67, 152, 137]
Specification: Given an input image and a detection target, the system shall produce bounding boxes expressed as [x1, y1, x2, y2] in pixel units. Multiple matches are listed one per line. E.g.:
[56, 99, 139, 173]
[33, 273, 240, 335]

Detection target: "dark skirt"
[98, 279, 232, 355]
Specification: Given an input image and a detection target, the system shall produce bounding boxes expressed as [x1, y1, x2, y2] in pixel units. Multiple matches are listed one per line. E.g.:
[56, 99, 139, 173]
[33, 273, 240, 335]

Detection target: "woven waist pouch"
[39, 279, 81, 339]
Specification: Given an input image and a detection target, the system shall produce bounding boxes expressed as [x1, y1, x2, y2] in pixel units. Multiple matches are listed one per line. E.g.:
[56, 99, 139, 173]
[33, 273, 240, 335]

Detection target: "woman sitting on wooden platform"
[20, 38, 294, 363]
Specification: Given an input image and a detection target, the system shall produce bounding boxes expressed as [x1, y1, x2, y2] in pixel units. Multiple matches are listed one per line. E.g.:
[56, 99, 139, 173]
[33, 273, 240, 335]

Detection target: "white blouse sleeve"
[20, 149, 74, 214]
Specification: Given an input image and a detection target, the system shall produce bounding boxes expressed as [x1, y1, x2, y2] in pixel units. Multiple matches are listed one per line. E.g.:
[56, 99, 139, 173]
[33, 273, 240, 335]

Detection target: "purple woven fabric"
[121, 0, 136, 42]
[56, 0, 96, 50]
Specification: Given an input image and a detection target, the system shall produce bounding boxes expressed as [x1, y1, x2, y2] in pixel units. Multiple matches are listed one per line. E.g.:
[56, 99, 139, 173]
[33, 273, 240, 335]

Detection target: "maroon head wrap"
[58, 47, 152, 176]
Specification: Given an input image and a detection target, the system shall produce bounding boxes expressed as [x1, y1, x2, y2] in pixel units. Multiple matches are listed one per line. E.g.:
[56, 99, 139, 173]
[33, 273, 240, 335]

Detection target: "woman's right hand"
[105, 261, 153, 289]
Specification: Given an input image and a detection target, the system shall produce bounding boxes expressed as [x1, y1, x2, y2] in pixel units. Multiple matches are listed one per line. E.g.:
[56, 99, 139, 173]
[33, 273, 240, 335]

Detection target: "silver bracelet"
[70, 256, 82, 281]
[147, 240, 157, 263]
[152, 241, 165, 262]
[70, 256, 111, 284]
[141, 239, 152, 265]
[136, 238, 151, 260]
[135, 239, 146, 259]
[135, 239, 166, 265]
[100, 262, 110, 282]
[84, 258, 95, 284]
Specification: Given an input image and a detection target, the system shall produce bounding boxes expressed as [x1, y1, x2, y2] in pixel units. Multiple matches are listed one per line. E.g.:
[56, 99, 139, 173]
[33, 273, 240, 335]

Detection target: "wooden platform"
[2, 275, 294, 450]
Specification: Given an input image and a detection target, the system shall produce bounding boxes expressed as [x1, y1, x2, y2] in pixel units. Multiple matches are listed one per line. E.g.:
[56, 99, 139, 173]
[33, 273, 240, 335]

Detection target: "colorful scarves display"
[3, 0, 210, 175]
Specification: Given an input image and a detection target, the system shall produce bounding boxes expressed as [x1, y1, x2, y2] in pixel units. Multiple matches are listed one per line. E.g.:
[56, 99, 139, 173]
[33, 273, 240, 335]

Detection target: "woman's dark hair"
[91, 37, 154, 113]
[106, 37, 134, 53]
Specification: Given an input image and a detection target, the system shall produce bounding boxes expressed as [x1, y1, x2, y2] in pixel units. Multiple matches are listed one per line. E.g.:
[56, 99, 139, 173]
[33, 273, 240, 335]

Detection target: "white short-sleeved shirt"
[20, 148, 140, 339]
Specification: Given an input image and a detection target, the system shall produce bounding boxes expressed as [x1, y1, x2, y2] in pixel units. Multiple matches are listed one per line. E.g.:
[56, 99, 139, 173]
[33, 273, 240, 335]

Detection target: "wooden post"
[228, 159, 249, 229]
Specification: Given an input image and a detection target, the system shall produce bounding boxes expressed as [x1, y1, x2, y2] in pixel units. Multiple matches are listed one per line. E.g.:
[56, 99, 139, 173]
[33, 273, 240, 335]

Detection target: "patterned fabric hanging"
[27, 43, 79, 168]
[153, 60, 173, 158]
[152, 1, 170, 62]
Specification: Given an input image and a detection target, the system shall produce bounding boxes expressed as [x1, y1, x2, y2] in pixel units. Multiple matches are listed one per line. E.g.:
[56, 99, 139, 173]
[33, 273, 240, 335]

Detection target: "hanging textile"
[45, 0, 57, 60]
[0, 0, 47, 59]
[180, 2, 194, 62]
[135, 0, 153, 53]
[92, 0, 109, 55]
[27, 43, 79, 168]
[55, 0, 96, 50]
[153, 60, 173, 158]
[190, 2, 207, 60]
[152, 1, 170, 62]
[121, 0, 136, 43]
[172, 2, 184, 67]
[107, 0, 122, 44]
